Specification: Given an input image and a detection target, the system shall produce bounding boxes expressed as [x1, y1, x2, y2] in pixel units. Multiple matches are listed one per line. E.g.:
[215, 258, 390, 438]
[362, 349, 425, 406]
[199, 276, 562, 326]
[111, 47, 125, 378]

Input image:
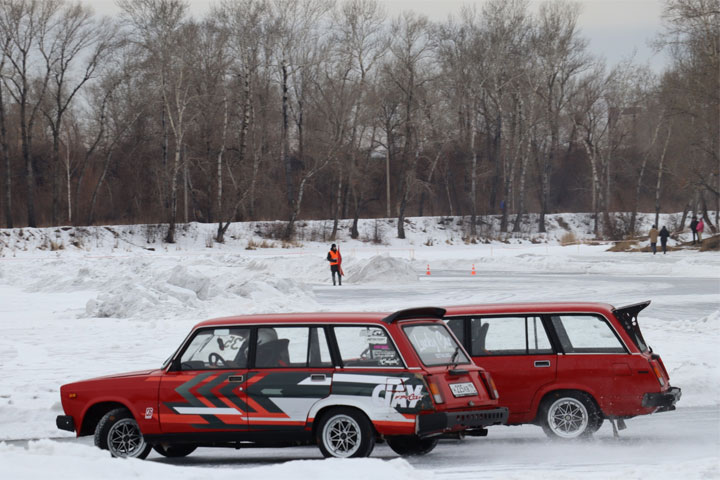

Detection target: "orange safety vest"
[328, 250, 339, 266]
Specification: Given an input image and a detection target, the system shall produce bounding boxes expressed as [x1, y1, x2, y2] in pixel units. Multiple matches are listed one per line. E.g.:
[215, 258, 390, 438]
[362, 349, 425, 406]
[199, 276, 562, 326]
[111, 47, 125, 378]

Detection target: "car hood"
[68, 369, 161, 386]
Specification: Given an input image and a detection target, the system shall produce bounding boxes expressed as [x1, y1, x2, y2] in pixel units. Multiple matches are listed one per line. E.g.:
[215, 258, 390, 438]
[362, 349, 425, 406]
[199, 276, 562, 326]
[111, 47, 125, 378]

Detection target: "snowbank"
[0, 440, 427, 480]
[347, 255, 419, 284]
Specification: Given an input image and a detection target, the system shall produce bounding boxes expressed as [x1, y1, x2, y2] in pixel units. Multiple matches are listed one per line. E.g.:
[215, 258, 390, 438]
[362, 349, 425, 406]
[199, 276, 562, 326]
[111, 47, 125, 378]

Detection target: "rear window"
[403, 324, 470, 366]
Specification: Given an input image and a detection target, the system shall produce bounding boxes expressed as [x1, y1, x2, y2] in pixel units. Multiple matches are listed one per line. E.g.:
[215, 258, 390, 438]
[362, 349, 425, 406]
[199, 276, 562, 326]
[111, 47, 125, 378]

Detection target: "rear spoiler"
[612, 300, 651, 351]
[382, 307, 446, 324]
[613, 300, 651, 319]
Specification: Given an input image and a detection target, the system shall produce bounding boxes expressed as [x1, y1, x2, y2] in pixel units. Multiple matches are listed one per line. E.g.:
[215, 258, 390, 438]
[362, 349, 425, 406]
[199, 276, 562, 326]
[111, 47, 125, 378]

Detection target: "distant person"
[697, 218, 705, 243]
[690, 216, 699, 244]
[649, 225, 658, 255]
[326, 243, 343, 286]
[659, 226, 670, 254]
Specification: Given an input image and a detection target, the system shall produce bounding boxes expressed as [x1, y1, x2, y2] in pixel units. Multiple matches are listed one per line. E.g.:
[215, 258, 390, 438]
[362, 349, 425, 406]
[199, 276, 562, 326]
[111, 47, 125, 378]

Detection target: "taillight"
[428, 381, 444, 404]
[482, 372, 499, 399]
[652, 365, 666, 387]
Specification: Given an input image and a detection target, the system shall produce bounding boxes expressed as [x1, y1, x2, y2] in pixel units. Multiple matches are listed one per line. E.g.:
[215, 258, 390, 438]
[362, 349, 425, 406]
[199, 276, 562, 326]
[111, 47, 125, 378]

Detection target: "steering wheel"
[208, 352, 226, 367]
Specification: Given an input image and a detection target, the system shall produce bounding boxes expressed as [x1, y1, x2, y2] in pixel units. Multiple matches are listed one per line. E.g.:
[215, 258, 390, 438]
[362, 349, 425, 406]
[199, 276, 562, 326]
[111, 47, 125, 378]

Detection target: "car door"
[549, 314, 629, 411]
[448, 315, 557, 423]
[159, 327, 251, 434]
[245, 326, 334, 433]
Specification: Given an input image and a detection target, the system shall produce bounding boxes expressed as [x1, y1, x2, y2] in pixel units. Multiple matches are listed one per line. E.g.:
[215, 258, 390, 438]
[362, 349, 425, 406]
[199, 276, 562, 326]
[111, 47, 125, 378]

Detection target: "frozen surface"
[0, 215, 719, 478]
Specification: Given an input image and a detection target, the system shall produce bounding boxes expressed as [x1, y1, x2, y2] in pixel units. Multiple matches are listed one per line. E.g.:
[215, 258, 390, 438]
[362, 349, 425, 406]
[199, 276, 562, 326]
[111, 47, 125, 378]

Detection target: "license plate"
[449, 382, 477, 397]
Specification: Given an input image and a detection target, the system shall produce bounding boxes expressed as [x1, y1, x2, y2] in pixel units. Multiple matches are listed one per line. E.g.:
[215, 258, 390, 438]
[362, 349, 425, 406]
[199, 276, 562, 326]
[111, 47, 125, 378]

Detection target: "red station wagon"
[56, 308, 507, 458]
[444, 301, 681, 439]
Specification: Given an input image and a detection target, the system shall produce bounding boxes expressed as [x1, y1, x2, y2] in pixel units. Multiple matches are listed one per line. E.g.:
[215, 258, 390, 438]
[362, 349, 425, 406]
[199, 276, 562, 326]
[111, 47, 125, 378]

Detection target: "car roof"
[195, 303, 618, 328]
[195, 312, 392, 328]
[444, 302, 616, 316]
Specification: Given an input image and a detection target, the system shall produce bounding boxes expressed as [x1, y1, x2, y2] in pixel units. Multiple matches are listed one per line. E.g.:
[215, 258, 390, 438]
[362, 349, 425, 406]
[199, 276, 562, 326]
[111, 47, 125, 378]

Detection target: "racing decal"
[330, 373, 432, 414]
[161, 371, 332, 431]
[372, 382, 424, 409]
[145, 407, 153, 419]
[161, 371, 430, 433]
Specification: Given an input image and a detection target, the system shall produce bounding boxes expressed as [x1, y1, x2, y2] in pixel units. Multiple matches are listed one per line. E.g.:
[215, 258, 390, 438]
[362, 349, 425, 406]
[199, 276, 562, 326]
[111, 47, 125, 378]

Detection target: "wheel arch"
[311, 404, 377, 438]
[532, 388, 605, 424]
[79, 400, 134, 436]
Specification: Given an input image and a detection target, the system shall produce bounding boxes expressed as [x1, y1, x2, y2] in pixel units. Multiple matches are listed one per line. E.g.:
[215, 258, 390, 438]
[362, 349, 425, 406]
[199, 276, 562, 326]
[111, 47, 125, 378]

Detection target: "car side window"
[333, 326, 402, 367]
[253, 326, 333, 368]
[446, 318, 465, 345]
[180, 327, 250, 370]
[470, 316, 553, 356]
[550, 315, 626, 353]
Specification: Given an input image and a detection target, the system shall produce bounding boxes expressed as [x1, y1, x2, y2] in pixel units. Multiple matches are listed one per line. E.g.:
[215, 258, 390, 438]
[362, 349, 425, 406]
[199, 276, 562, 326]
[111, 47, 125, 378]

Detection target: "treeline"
[0, 0, 717, 241]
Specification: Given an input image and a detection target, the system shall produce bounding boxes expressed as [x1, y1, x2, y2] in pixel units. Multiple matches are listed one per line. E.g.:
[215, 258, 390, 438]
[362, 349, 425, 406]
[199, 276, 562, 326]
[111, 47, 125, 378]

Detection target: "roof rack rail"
[382, 307, 447, 324]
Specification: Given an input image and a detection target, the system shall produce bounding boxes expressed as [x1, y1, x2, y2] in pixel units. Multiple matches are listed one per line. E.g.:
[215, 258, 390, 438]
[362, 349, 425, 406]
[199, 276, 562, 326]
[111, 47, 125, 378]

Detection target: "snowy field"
[0, 215, 719, 479]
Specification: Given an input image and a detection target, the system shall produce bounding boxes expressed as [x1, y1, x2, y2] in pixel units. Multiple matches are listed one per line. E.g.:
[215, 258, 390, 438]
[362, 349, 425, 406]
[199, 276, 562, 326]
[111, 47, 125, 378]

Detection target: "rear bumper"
[642, 386, 681, 412]
[56, 415, 75, 432]
[417, 407, 508, 437]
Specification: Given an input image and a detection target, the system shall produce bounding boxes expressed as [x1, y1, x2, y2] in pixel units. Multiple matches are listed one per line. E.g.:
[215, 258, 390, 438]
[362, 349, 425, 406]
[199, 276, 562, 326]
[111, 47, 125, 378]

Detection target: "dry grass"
[607, 240, 638, 252]
[699, 235, 720, 252]
[560, 232, 577, 246]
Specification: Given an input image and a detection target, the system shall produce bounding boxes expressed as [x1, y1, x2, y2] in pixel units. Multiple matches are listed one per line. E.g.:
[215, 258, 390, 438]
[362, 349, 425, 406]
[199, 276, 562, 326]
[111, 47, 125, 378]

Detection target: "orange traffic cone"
[426, 264, 431, 276]
[471, 264, 476, 275]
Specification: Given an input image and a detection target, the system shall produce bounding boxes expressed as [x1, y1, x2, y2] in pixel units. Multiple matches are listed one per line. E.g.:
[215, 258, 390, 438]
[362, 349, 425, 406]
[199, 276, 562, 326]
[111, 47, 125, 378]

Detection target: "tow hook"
[610, 418, 627, 438]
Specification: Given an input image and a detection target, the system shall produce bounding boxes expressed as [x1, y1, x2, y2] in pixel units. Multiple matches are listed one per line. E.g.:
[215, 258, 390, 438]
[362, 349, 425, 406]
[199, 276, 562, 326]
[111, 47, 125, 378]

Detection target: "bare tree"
[532, 0, 590, 233]
[385, 11, 433, 239]
[0, 35, 12, 227]
[118, 0, 190, 242]
[40, 2, 116, 224]
[0, 0, 62, 227]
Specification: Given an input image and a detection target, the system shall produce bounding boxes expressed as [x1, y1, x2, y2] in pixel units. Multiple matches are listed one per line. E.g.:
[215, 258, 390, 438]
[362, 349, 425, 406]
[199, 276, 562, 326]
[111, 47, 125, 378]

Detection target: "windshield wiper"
[449, 346, 460, 369]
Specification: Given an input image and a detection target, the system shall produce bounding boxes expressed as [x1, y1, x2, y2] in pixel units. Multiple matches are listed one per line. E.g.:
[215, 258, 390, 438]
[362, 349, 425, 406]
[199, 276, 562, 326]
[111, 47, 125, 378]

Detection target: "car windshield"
[403, 323, 470, 366]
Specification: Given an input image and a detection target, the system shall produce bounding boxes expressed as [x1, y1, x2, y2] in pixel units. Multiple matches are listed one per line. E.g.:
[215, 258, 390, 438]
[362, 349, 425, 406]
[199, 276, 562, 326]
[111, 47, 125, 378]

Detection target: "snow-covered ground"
[0, 214, 718, 478]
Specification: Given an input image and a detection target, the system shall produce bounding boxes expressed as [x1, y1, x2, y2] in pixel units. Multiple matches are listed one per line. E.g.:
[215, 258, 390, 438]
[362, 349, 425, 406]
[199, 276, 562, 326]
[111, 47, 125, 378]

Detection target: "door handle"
[229, 375, 245, 383]
[534, 360, 551, 368]
[310, 374, 327, 381]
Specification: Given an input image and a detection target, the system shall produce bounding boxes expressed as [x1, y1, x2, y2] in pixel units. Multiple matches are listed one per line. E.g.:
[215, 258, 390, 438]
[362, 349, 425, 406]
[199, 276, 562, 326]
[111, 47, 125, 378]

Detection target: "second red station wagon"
[445, 301, 681, 439]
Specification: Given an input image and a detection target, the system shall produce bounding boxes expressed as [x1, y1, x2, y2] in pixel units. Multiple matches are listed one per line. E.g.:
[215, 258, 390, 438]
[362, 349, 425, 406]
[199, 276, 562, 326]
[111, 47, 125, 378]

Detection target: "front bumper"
[417, 407, 508, 437]
[56, 415, 75, 432]
[642, 386, 681, 412]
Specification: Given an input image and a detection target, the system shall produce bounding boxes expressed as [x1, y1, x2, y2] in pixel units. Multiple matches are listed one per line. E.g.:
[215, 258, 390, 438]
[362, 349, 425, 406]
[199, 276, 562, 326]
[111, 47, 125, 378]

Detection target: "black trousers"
[331, 265, 341, 285]
[661, 240, 667, 254]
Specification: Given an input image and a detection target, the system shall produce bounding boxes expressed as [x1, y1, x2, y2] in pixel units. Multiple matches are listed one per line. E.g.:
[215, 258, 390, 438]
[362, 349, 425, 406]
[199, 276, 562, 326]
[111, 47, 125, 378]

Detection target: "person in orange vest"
[326, 243, 343, 286]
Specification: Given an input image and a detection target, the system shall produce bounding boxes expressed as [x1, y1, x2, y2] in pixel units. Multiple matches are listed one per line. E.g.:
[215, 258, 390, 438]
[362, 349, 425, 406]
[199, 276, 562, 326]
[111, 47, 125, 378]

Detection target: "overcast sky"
[87, 0, 669, 71]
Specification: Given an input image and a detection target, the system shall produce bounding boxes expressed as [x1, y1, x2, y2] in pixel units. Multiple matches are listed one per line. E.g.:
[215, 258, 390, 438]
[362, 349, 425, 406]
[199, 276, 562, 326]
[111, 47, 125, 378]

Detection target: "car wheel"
[386, 435, 438, 456]
[540, 391, 601, 440]
[316, 408, 375, 458]
[153, 444, 197, 458]
[94, 408, 152, 459]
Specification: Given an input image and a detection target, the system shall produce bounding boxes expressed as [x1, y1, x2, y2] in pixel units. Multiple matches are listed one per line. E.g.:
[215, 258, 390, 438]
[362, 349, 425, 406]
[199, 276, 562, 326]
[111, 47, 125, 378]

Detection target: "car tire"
[94, 408, 152, 459]
[540, 391, 602, 440]
[153, 444, 197, 458]
[316, 408, 375, 458]
[386, 435, 439, 456]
